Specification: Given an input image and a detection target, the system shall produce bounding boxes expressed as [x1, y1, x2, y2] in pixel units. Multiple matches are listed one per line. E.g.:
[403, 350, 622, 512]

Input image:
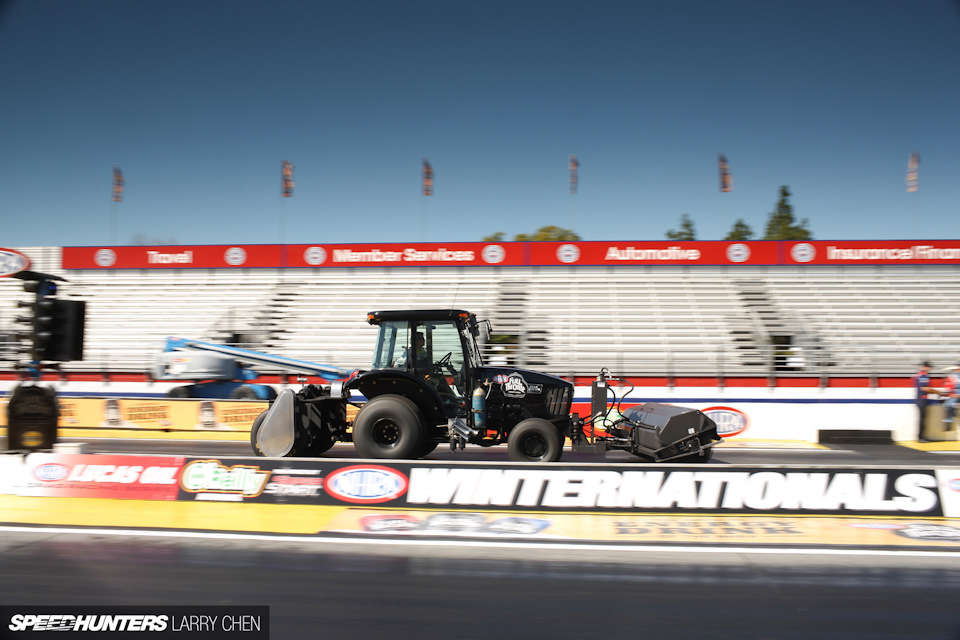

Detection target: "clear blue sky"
[1, 0, 958, 247]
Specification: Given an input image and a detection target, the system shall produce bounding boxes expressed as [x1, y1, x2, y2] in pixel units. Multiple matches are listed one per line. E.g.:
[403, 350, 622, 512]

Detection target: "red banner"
[19, 453, 184, 500]
[783, 241, 960, 265]
[527, 241, 780, 266]
[61, 245, 284, 269]
[58, 240, 960, 270]
[285, 242, 524, 268]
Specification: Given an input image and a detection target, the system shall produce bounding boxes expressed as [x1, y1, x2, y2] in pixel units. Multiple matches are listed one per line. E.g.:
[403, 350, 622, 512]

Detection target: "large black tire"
[508, 418, 563, 463]
[300, 422, 335, 457]
[230, 386, 258, 400]
[352, 395, 426, 459]
[166, 386, 191, 398]
[418, 438, 440, 458]
[249, 410, 268, 456]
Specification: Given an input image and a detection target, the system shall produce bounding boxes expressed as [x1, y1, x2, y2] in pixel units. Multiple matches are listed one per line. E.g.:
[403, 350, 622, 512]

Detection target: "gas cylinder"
[472, 383, 487, 428]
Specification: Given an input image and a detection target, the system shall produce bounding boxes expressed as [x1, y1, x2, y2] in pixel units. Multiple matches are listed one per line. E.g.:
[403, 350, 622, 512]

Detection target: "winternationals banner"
[60, 240, 960, 270]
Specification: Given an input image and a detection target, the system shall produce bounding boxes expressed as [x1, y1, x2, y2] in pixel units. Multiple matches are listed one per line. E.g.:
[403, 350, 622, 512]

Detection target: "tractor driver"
[394, 331, 431, 370]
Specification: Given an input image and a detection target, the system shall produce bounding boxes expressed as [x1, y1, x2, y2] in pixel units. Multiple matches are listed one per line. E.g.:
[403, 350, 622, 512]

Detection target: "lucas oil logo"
[704, 406, 749, 437]
[324, 465, 408, 504]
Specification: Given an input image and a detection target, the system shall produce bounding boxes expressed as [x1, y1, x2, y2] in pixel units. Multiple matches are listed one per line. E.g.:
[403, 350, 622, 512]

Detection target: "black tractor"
[251, 309, 719, 463]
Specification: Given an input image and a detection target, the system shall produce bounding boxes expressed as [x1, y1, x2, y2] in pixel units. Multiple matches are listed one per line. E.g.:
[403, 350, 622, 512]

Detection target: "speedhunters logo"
[1, 607, 268, 638]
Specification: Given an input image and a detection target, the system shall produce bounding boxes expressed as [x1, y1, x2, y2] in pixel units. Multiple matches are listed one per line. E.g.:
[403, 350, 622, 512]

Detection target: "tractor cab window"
[373, 320, 466, 392]
[371, 320, 405, 370]
[420, 320, 467, 398]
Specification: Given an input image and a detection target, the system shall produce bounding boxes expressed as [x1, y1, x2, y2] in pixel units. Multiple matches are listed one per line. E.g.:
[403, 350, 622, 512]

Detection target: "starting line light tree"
[13, 271, 85, 371]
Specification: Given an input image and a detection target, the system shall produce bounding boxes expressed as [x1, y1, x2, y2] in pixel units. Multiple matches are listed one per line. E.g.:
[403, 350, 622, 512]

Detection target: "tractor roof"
[366, 309, 475, 325]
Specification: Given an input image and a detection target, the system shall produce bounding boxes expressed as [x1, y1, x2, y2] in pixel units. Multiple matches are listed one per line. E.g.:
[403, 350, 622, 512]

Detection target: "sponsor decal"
[362, 515, 421, 532]
[502, 373, 529, 398]
[147, 250, 193, 264]
[790, 242, 816, 263]
[94, 248, 116, 267]
[179, 459, 270, 499]
[613, 518, 803, 537]
[726, 243, 750, 263]
[324, 465, 408, 504]
[19, 454, 184, 500]
[303, 246, 327, 265]
[32, 463, 69, 482]
[264, 471, 325, 497]
[949, 479, 960, 492]
[605, 246, 702, 261]
[556, 244, 581, 263]
[704, 406, 749, 438]
[481, 244, 506, 264]
[825, 244, 960, 262]
[406, 468, 942, 515]
[358, 512, 551, 536]
[0, 248, 30, 277]
[894, 523, 960, 542]
[224, 247, 247, 266]
[330, 247, 476, 264]
[492, 374, 510, 384]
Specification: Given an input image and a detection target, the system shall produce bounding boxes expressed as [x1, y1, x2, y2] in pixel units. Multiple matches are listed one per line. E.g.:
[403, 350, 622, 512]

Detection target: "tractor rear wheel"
[508, 418, 563, 463]
[250, 410, 268, 456]
[353, 395, 426, 459]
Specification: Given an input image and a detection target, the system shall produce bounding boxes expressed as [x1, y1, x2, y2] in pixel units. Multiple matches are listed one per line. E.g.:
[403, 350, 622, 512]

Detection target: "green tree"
[762, 186, 812, 240]
[724, 219, 754, 241]
[665, 214, 696, 241]
[483, 226, 581, 242]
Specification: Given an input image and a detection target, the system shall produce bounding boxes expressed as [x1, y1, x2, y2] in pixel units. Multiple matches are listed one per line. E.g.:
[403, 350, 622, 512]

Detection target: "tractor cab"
[357, 309, 484, 419]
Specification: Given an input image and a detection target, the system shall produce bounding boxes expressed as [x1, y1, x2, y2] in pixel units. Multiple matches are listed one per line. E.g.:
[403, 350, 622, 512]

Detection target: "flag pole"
[421, 159, 433, 241]
[718, 154, 732, 239]
[569, 155, 578, 233]
[110, 164, 124, 244]
[280, 160, 294, 244]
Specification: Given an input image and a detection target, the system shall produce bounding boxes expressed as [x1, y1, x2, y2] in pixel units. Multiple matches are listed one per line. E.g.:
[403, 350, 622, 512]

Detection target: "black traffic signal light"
[15, 279, 56, 361]
[14, 277, 85, 362]
[45, 299, 86, 362]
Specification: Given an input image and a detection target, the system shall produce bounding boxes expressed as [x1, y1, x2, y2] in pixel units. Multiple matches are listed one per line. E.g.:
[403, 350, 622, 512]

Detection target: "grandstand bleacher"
[3, 246, 959, 380]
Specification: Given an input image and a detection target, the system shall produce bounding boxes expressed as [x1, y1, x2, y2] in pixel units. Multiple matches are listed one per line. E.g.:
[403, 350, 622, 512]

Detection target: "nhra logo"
[703, 406, 749, 437]
[0, 248, 30, 276]
[33, 463, 69, 482]
[324, 465, 408, 504]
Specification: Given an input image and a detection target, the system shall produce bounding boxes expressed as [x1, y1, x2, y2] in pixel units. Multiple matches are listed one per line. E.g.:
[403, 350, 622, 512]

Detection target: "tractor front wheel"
[508, 418, 563, 463]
